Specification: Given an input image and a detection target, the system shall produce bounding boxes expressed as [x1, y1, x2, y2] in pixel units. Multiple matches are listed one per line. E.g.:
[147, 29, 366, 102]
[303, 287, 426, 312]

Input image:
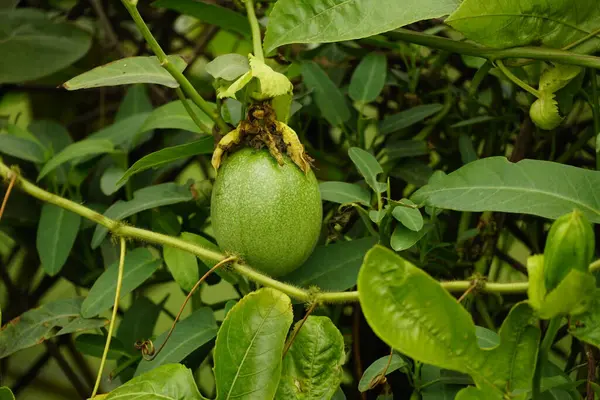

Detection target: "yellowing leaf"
[249, 54, 293, 100]
[217, 70, 253, 99]
[217, 54, 293, 104]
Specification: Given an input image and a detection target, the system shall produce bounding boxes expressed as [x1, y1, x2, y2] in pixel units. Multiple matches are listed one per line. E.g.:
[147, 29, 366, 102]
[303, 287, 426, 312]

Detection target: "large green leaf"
[446, 0, 600, 54]
[105, 363, 203, 400]
[152, 0, 251, 38]
[358, 246, 542, 396]
[569, 289, 600, 347]
[358, 353, 407, 392]
[63, 56, 187, 89]
[91, 183, 194, 248]
[0, 298, 107, 358]
[135, 308, 218, 376]
[264, 0, 460, 52]
[349, 53, 388, 103]
[81, 248, 162, 318]
[319, 181, 372, 206]
[118, 137, 214, 185]
[36, 204, 81, 276]
[37, 139, 114, 181]
[358, 245, 483, 374]
[214, 288, 293, 400]
[282, 237, 377, 292]
[275, 316, 345, 399]
[117, 296, 165, 354]
[412, 157, 600, 223]
[140, 100, 215, 134]
[301, 61, 350, 126]
[0, 9, 91, 83]
[0, 133, 47, 163]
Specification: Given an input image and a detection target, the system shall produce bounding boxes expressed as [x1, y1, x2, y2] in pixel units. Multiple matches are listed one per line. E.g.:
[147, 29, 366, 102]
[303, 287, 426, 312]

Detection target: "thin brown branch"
[282, 301, 318, 357]
[0, 172, 17, 222]
[138, 256, 236, 361]
[587, 344, 597, 400]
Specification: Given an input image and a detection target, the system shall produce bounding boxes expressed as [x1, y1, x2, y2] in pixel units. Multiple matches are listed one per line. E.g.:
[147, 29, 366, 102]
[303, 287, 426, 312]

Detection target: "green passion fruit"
[211, 147, 322, 277]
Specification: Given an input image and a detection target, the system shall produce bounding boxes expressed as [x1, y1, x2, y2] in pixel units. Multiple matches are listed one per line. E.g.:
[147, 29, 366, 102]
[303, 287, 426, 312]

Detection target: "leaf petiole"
[495, 60, 541, 98]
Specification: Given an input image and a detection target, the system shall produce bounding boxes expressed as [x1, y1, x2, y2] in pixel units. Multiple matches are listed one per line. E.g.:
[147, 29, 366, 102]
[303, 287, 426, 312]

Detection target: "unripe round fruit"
[211, 147, 322, 277]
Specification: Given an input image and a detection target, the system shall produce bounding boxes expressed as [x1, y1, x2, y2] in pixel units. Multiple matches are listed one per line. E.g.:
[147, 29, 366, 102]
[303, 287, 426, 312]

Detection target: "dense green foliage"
[1, 0, 600, 399]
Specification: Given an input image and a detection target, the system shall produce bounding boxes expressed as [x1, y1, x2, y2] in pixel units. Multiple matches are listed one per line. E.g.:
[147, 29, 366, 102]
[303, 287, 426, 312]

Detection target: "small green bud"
[529, 93, 562, 130]
[544, 209, 595, 291]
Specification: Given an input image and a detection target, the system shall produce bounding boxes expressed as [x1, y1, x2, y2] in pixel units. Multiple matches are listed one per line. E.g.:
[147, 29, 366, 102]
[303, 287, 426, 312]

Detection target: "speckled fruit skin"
[211, 147, 322, 277]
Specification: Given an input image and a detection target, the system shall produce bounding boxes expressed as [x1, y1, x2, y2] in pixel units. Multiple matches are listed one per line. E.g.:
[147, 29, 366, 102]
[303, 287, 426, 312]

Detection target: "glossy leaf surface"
[264, 0, 459, 52]
[358, 245, 483, 373]
[63, 56, 187, 89]
[214, 288, 293, 400]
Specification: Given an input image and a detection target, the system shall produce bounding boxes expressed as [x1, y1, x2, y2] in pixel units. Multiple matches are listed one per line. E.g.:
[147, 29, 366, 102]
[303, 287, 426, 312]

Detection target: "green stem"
[532, 316, 563, 399]
[0, 160, 549, 303]
[175, 87, 211, 134]
[496, 60, 541, 98]
[387, 29, 600, 70]
[119, 0, 230, 134]
[590, 70, 600, 170]
[244, 0, 264, 61]
[469, 61, 493, 97]
[91, 238, 126, 398]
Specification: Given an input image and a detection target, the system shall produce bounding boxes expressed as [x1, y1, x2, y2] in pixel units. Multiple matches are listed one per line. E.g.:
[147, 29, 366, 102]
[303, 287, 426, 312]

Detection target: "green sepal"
[529, 93, 562, 130]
